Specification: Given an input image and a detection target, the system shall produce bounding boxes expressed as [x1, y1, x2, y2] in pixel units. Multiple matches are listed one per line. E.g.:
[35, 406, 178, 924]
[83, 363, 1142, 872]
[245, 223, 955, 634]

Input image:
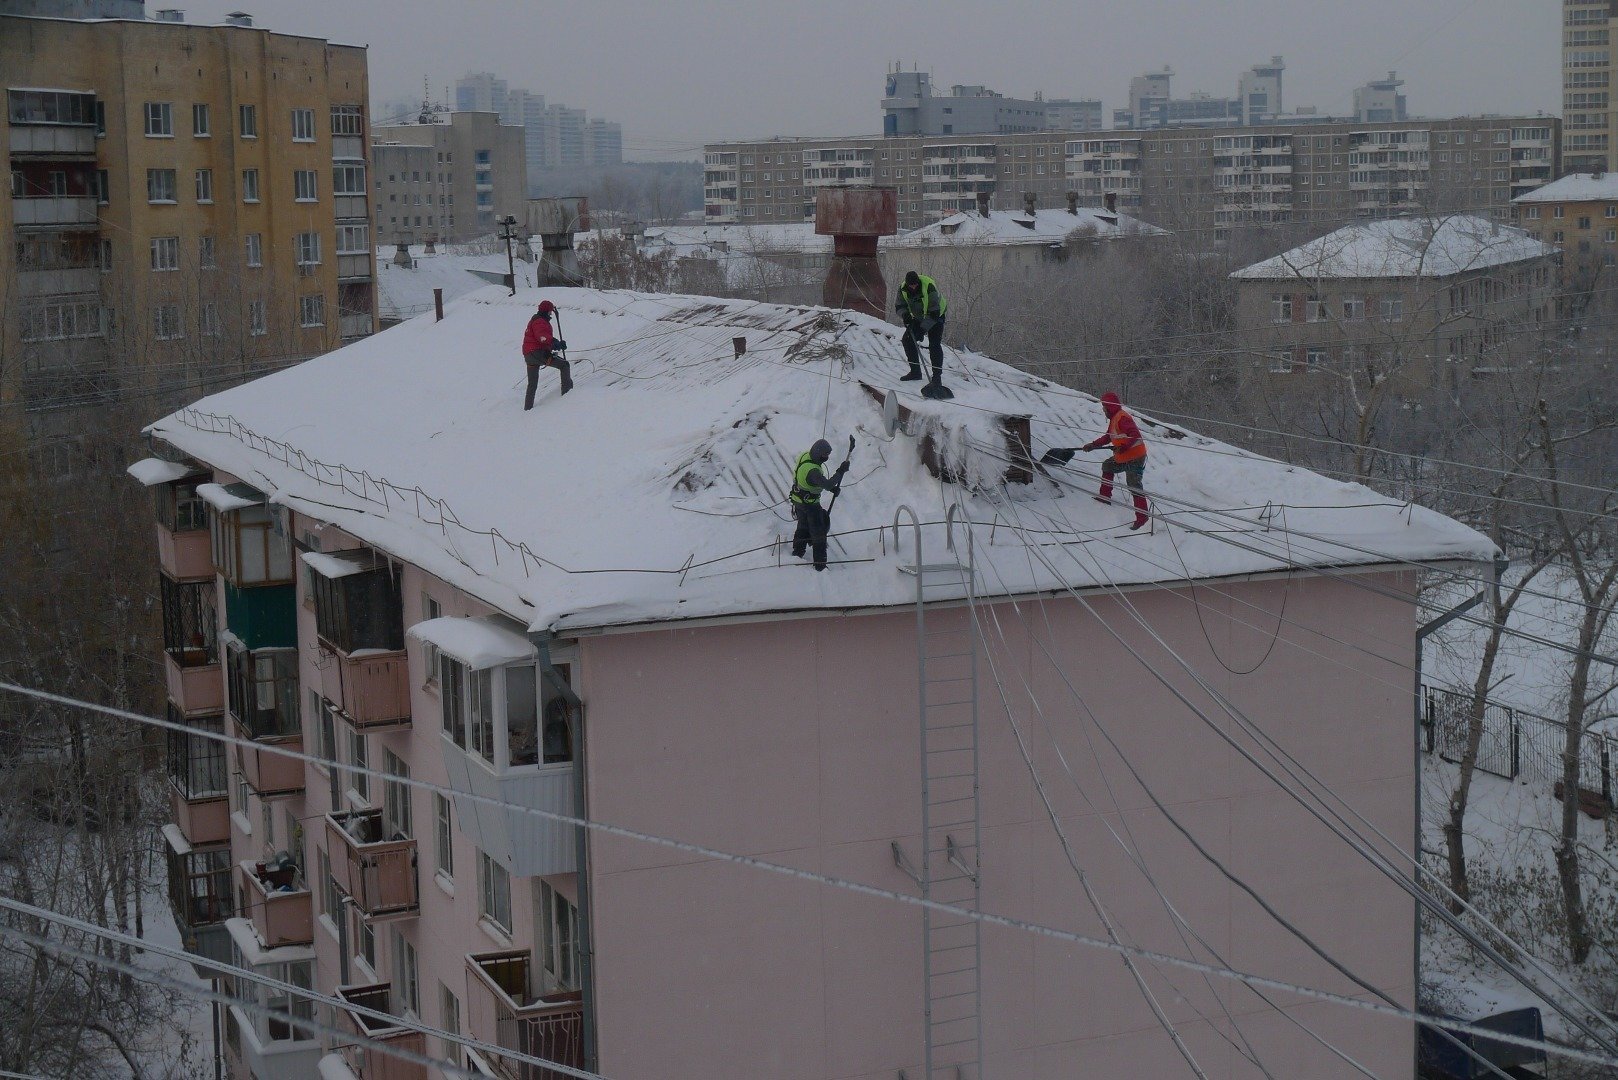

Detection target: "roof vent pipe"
[1104, 191, 1118, 214]
[224, 11, 252, 26]
[1066, 190, 1079, 215]
[976, 190, 991, 218]
[1023, 191, 1037, 216]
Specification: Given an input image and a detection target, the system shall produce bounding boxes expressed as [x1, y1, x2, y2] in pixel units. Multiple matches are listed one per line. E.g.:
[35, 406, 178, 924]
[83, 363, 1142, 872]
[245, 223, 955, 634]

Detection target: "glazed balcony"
[12, 196, 98, 228]
[325, 808, 418, 919]
[9, 124, 98, 158]
[305, 549, 410, 728]
[465, 951, 584, 1080]
[335, 983, 428, 1080]
[163, 826, 233, 973]
[239, 860, 313, 949]
[226, 642, 302, 797]
[167, 708, 229, 845]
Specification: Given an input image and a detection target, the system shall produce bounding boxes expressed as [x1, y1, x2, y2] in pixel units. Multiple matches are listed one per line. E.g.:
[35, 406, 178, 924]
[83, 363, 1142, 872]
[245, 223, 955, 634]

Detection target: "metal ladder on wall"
[892, 505, 983, 1080]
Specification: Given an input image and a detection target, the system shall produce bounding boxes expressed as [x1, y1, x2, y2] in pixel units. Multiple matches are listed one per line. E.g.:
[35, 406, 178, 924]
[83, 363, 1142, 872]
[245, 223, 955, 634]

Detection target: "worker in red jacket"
[521, 300, 572, 409]
[1039, 391, 1150, 530]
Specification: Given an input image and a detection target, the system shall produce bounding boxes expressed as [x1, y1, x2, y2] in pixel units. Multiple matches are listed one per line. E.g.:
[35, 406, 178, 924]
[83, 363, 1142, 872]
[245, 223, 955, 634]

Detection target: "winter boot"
[901, 366, 924, 381]
[921, 379, 954, 401]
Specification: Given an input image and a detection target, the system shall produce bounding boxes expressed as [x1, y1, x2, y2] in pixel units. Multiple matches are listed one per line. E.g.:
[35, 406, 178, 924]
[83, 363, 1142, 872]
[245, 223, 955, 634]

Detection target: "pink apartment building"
[133, 288, 1495, 1079]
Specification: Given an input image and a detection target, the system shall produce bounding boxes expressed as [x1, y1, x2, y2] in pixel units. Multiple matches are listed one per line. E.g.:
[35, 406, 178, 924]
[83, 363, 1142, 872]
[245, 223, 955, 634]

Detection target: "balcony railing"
[440, 749, 576, 878]
[325, 808, 418, 918]
[12, 196, 98, 227]
[337, 253, 373, 282]
[232, 715, 305, 798]
[326, 649, 411, 730]
[335, 983, 428, 1080]
[16, 266, 99, 296]
[465, 951, 584, 1080]
[170, 785, 229, 846]
[165, 651, 224, 716]
[9, 125, 98, 157]
[239, 861, 313, 949]
[340, 312, 375, 338]
[157, 522, 213, 581]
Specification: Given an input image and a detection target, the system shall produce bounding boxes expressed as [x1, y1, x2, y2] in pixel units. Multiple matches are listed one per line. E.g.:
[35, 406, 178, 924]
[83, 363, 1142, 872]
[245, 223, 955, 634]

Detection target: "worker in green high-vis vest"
[789, 439, 848, 571]
[895, 270, 952, 400]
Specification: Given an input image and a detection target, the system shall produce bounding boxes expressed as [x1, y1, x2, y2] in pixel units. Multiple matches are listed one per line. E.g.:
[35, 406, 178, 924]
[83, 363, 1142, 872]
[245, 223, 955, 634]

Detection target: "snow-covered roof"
[302, 549, 384, 580]
[1511, 173, 1618, 204]
[147, 287, 1496, 634]
[637, 223, 833, 257]
[196, 482, 260, 513]
[408, 617, 537, 669]
[1230, 216, 1557, 281]
[889, 208, 1166, 248]
[375, 244, 519, 323]
[127, 456, 197, 487]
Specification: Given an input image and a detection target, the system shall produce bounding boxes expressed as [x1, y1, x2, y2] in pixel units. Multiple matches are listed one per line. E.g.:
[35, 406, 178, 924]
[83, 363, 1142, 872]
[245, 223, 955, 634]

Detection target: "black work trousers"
[524, 352, 572, 409]
[792, 503, 831, 569]
[901, 318, 945, 382]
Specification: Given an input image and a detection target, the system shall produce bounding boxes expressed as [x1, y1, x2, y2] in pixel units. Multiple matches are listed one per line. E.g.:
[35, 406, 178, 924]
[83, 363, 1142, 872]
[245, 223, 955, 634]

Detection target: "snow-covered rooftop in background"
[1510, 172, 1618, 204]
[888, 208, 1166, 248]
[147, 287, 1496, 634]
[1230, 216, 1557, 281]
[374, 243, 519, 323]
[636, 223, 832, 257]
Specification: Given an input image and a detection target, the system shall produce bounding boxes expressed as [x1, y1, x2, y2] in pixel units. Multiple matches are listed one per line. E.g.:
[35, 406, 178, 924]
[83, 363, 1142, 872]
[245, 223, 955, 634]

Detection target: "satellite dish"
[883, 389, 900, 436]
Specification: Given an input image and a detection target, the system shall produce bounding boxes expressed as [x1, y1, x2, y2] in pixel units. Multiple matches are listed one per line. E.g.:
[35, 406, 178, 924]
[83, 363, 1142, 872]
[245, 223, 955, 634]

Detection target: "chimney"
[392, 241, 412, 268]
[1066, 191, 1079, 215]
[423, 236, 437, 255]
[976, 190, 992, 218]
[814, 186, 899, 319]
[155, 8, 185, 21]
[1104, 191, 1118, 214]
[1023, 191, 1037, 216]
[224, 11, 253, 26]
[529, 196, 589, 286]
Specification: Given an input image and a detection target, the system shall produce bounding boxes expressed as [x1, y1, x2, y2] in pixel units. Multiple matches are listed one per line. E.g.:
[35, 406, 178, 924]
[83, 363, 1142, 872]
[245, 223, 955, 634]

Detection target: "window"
[345, 724, 369, 800]
[476, 849, 511, 932]
[391, 930, 420, 1015]
[1305, 347, 1329, 368]
[433, 792, 454, 878]
[438, 985, 461, 1061]
[469, 669, 495, 761]
[440, 655, 465, 747]
[356, 911, 375, 968]
[295, 231, 321, 266]
[144, 101, 173, 136]
[420, 594, 442, 682]
[195, 169, 213, 203]
[294, 170, 318, 201]
[320, 849, 339, 921]
[333, 163, 366, 195]
[382, 748, 413, 841]
[291, 108, 315, 142]
[239, 103, 257, 138]
[1580, 215, 1594, 230]
[242, 168, 260, 202]
[95, 169, 109, 205]
[201, 301, 222, 337]
[311, 556, 403, 653]
[337, 224, 370, 254]
[248, 300, 267, 336]
[1305, 297, 1327, 322]
[226, 644, 298, 740]
[331, 103, 364, 136]
[147, 168, 177, 203]
[192, 103, 210, 137]
[98, 239, 112, 271]
[1525, 206, 1541, 220]
[245, 232, 263, 267]
[1270, 293, 1292, 322]
[150, 236, 179, 271]
[152, 303, 182, 340]
[1379, 296, 1405, 322]
[210, 498, 292, 586]
[167, 710, 226, 799]
[299, 294, 325, 328]
[539, 881, 579, 990]
[167, 844, 232, 930]
[1342, 296, 1366, 322]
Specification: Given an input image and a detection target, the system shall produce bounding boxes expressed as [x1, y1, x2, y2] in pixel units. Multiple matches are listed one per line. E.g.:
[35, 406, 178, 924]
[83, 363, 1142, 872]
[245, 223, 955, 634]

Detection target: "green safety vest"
[790, 452, 825, 506]
[896, 274, 947, 321]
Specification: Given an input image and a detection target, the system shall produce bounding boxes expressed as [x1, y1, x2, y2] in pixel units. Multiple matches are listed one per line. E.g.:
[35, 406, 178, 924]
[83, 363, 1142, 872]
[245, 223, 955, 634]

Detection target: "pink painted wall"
[581, 571, 1419, 1079]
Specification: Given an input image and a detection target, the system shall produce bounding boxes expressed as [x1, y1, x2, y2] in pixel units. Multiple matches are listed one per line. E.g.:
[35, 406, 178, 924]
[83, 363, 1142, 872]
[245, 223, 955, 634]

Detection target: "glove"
[834, 461, 850, 480]
[553, 338, 568, 352]
[918, 317, 937, 334]
[1083, 438, 1107, 452]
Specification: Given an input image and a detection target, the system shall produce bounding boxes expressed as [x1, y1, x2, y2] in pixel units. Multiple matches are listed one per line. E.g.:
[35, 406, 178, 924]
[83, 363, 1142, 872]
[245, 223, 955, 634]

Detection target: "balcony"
[16, 266, 99, 297]
[466, 952, 584, 1080]
[335, 194, 368, 221]
[333, 135, 365, 161]
[232, 714, 305, 797]
[168, 707, 229, 844]
[340, 312, 375, 339]
[225, 919, 321, 1079]
[337, 253, 373, 281]
[9, 124, 97, 158]
[158, 523, 213, 581]
[240, 859, 313, 948]
[165, 650, 224, 716]
[163, 826, 233, 974]
[169, 784, 229, 845]
[223, 581, 297, 650]
[326, 808, 418, 918]
[12, 196, 98, 228]
[331, 650, 410, 728]
[335, 983, 428, 1080]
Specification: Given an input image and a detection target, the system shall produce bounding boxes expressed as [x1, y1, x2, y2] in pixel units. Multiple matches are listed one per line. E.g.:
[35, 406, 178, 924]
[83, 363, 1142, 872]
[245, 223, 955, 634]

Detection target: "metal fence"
[1423, 684, 1613, 800]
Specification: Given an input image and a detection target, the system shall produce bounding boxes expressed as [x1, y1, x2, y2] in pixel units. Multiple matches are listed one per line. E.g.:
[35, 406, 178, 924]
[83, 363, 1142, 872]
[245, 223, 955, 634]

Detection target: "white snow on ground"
[148, 287, 1497, 634]
[132, 875, 217, 1077]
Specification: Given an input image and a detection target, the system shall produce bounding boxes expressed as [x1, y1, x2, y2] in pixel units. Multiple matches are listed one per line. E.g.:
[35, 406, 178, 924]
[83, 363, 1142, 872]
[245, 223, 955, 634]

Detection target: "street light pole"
[498, 214, 519, 295]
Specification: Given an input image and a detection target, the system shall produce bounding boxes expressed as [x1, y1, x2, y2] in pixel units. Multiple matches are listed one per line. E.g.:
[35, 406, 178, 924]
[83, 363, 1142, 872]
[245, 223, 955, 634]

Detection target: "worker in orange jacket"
[1040, 392, 1149, 530]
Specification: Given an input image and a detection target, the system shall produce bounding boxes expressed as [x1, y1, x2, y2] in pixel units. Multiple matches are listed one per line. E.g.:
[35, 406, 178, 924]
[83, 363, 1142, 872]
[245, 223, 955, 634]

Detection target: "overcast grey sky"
[180, 0, 1558, 159]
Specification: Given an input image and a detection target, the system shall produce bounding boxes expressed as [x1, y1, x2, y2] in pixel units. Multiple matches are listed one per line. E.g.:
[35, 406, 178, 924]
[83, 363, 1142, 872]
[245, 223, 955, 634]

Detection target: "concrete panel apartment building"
[371, 112, 526, 244]
[0, 10, 376, 461]
[1563, 0, 1618, 172]
[703, 117, 1560, 239]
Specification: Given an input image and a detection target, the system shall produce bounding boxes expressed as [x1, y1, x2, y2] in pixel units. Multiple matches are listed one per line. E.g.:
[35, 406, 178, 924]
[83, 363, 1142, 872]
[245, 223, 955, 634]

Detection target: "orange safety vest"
[1108, 408, 1147, 463]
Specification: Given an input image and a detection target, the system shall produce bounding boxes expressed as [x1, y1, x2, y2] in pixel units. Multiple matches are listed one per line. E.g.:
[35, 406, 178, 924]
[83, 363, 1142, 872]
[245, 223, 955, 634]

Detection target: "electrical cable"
[2, 679, 1614, 1069]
